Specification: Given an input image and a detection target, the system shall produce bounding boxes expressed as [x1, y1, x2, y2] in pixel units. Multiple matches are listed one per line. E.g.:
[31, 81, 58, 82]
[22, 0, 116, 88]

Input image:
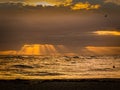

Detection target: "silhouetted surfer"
[113, 65, 115, 68]
[104, 14, 108, 18]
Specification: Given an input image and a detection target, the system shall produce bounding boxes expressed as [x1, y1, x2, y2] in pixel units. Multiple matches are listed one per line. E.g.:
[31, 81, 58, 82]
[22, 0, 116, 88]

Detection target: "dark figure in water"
[113, 65, 115, 68]
[104, 14, 108, 18]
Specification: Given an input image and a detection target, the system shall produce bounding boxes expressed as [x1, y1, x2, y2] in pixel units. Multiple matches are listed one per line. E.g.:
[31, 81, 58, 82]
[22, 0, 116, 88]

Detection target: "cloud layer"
[104, 0, 120, 5]
[23, 0, 72, 6]
[0, 0, 120, 11]
[93, 30, 120, 36]
[0, 44, 120, 55]
[0, 0, 120, 55]
[71, 2, 100, 10]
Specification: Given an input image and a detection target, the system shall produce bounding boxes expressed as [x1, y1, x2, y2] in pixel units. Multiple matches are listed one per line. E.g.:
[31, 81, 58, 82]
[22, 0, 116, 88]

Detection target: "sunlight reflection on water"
[0, 55, 120, 79]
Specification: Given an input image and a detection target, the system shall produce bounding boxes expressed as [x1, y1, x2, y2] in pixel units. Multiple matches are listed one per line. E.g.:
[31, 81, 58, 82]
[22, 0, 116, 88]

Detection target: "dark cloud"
[0, 0, 120, 12]
[73, 0, 103, 4]
[0, 10, 120, 50]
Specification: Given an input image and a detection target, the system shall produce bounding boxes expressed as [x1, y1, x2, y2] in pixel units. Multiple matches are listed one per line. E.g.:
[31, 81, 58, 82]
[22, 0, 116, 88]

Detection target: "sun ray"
[32, 44, 40, 55]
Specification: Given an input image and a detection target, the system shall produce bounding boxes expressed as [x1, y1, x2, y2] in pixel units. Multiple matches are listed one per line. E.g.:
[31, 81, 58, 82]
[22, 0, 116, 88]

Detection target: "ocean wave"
[89, 68, 114, 71]
[12, 65, 34, 69]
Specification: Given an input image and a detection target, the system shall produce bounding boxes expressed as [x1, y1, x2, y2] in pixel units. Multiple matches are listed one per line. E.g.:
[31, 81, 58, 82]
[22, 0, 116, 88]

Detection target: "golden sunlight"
[23, 0, 72, 7]
[0, 44, 79, 56]
[0, 44, 76, 56]
[18, 44, 59, 55]
[71, 2, 100, 10]
[0, 51, 17, 55]
[86, 46, 120, 55]
[93, 31, 120, 36]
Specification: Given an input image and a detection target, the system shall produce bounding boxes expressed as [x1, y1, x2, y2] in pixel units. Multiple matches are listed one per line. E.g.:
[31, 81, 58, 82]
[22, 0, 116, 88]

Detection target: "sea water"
[0, 55, 120, 79]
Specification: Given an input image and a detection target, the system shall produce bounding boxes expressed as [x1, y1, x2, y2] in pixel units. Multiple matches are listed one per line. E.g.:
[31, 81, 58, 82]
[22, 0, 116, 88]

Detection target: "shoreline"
[0, 78, 120, 90]
[0, 78, 120, 81]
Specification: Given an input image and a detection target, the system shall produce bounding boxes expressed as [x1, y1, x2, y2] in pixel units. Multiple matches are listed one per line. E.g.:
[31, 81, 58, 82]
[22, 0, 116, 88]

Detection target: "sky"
[0, 0, 120, 55]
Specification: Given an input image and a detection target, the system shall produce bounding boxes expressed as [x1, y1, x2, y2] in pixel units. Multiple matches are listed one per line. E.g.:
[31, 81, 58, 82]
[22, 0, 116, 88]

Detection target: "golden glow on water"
[93, 31, 120, 36]
[0, 55, 120, 80]
[1, 75, 120, 80]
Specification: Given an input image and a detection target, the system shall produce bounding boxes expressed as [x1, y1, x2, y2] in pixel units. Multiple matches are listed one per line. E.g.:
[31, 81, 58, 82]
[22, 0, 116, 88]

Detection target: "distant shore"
[0, 78, 120, 90]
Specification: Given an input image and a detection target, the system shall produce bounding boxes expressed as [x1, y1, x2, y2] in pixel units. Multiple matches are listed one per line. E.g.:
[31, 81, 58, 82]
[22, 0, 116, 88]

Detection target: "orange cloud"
[23, 0, 72, 7]
[1, 0, 102, 11]
[86, 46, 120, 55]
[0, 50, 17, 55]
[93, 30, 120, 36]
[71, 2, 100, 10]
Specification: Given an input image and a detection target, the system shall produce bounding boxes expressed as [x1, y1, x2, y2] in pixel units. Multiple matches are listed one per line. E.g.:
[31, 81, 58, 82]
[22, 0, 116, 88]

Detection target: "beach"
[0, 78, 120, 90]
[0, 56, 120, 90]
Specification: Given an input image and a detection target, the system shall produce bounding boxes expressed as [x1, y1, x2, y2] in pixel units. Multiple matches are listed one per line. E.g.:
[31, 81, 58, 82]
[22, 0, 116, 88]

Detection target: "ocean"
[0, 55, 120, 80]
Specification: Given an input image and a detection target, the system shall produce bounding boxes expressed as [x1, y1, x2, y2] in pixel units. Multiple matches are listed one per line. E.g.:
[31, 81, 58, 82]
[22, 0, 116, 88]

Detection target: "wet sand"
[0, 78, 120, 90]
